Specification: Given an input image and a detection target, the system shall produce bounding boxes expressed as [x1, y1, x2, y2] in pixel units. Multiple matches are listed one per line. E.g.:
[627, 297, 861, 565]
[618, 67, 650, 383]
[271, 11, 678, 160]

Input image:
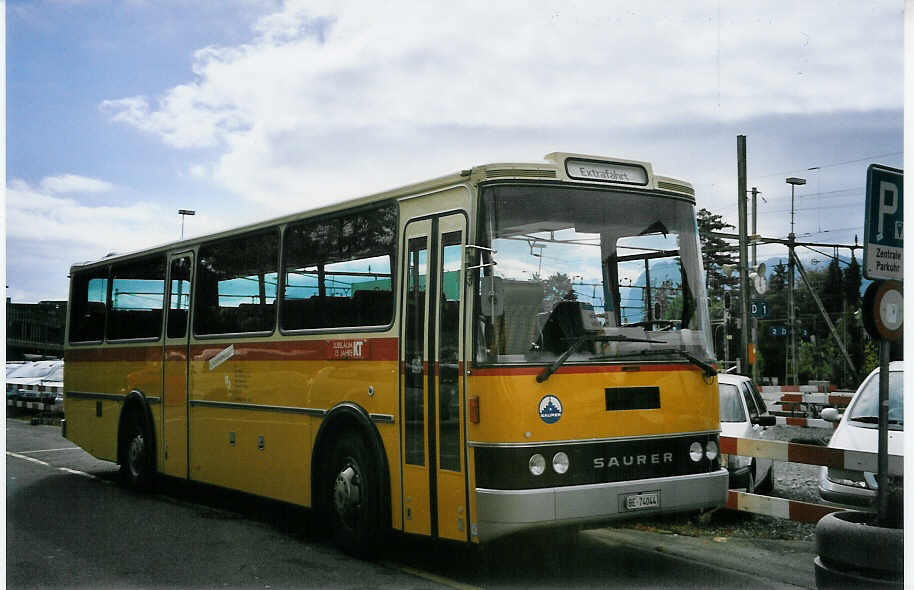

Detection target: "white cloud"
[39, 174, 115, 194]
[6, 178, 175, 255]
[97, 0, 902, 217]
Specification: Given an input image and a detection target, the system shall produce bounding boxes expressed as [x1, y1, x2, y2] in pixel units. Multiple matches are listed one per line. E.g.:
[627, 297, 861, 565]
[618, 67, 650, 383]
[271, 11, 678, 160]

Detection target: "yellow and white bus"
[63, 152, 727, 553]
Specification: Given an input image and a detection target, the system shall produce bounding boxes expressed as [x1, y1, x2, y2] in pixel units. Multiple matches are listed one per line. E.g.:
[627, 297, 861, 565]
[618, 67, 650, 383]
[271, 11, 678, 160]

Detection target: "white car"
[718, 373, 775, 493]
[818, 361, 903, 511]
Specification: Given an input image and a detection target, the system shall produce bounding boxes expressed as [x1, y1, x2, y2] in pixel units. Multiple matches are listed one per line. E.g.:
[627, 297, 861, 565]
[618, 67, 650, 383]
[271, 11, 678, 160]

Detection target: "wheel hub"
[128, 433, 145, 477]
[333, 463, 361, 521]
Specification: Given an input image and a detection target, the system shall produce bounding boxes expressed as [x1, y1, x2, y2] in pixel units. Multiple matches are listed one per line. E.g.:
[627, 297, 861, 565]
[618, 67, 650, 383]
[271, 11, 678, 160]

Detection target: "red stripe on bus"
[190, 339, 399, 362]
[469, 364, 702, 377]
[66, 347, 161, 363]
[68, 338, 399, 363]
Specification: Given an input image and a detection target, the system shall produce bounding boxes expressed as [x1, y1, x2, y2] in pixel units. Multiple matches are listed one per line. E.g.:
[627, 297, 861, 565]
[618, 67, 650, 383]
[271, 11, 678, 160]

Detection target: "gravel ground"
[613, 424, 834, 542]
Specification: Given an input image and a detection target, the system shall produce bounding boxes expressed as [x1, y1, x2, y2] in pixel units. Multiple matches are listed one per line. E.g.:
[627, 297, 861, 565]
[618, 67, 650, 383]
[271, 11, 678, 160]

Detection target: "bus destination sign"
[565, 159, 648, 185]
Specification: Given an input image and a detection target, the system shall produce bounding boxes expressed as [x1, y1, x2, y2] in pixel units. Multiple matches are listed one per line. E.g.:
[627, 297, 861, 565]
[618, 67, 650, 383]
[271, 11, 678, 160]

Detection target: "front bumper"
[475, 467, 728, 542]
[817, 466, 875, 508]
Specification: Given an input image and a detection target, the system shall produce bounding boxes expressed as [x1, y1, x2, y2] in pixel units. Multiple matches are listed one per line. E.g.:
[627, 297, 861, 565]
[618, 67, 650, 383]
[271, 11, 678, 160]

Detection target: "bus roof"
[70, 152, 693, 271]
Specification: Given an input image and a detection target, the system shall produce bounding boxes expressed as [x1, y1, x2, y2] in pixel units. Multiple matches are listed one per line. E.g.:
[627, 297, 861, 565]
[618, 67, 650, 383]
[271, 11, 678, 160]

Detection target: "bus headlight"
[705, 440, 719, 461]
[689, 442, 704, 462]
[552, 452, 570, 474]
[529, 453, 546, 476]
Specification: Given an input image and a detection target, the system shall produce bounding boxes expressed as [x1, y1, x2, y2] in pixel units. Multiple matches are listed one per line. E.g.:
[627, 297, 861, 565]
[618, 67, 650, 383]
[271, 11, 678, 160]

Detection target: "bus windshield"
[475, 184, 714, 366]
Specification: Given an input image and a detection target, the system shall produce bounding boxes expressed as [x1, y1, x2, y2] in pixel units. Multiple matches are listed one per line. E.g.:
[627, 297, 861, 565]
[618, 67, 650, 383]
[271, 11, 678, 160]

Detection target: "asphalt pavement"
[6, 418, 818, 588]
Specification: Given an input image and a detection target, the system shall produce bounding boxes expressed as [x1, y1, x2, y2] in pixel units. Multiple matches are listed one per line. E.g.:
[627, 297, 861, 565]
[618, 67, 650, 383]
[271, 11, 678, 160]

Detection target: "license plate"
[624, 491, 659, 511]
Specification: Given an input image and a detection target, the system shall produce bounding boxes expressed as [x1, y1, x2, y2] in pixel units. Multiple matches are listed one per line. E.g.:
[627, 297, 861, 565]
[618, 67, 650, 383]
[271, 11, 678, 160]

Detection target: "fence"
[721, 435, 902, 523]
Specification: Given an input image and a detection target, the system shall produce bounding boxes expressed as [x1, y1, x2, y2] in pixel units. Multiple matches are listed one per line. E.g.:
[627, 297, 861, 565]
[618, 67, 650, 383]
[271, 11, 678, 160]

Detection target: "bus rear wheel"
[327, 431, 381, 557]
[119, 413, 154, 490]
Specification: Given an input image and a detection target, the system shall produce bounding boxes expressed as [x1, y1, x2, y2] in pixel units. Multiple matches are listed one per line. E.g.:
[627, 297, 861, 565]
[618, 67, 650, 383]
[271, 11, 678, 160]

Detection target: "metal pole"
[787, 233, 796, 385]
[751, 186, 759, 384]
[736, 136, 750, 376]
[790, 184, 796, 235]
[877, 339, 890, 525]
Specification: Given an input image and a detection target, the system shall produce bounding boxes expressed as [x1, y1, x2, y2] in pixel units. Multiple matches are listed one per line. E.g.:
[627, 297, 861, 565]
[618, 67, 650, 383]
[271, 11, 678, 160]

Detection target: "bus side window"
[281, 202, 396, 331]
[167, 257, 192, 339]
[107, 255, 166, 341]
[194, 229, 279, 336]
[68, 268, 109, 343]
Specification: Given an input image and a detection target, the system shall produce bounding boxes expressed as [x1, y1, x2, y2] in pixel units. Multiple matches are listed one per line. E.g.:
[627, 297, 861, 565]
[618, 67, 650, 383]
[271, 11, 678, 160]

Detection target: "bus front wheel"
[327, 431, 381, 557]
[119, 413, 154, 490]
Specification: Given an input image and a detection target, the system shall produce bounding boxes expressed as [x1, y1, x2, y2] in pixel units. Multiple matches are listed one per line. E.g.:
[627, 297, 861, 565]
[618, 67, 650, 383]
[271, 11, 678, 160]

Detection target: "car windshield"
[719, 383, 746, 422]
[474, 184, 713, 365]
[847, 370, 904, 429]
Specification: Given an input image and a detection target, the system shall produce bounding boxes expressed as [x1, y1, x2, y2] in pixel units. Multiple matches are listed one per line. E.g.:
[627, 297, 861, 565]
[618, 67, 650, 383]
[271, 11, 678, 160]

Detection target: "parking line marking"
[58, 467, 106, 482]
[17, 447, 80, 454]
[7, 451, 113, 484]
[6, 451, 51, 466]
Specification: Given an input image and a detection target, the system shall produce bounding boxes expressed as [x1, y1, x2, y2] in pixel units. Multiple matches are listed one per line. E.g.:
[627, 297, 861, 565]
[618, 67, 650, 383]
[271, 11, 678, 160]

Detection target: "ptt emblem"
[538, 395, 563, 424]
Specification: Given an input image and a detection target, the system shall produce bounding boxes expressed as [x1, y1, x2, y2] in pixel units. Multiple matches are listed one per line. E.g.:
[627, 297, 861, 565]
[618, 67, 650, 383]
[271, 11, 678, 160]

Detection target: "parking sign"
[864, 164, 903, 281]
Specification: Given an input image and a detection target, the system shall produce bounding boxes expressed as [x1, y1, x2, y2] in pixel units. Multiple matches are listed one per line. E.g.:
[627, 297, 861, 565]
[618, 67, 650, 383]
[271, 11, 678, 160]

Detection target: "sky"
[3, 0, 906, 303]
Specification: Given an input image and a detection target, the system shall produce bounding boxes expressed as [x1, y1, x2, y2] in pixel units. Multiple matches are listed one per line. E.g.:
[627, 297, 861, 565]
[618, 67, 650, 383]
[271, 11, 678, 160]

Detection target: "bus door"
[162, 252, 193, 478]
[400, 213, 469, 541]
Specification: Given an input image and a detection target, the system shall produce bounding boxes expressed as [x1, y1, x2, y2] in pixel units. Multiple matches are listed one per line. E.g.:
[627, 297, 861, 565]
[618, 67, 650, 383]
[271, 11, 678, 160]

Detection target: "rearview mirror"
[820, 407, 842, 423]
[752, 415, 776, 427]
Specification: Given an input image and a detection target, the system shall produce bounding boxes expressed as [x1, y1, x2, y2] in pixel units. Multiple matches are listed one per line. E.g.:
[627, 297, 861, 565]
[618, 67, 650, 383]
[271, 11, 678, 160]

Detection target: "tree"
[821, 257, 843, 315]
[537, 272, 574, 311]
[696, 208, 737, 296]
[843, 254, 862, 309]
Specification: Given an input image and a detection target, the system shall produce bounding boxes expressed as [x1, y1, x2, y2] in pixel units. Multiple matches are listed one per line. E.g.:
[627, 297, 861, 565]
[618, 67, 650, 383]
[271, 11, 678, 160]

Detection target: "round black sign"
[862, 280, 903, 341]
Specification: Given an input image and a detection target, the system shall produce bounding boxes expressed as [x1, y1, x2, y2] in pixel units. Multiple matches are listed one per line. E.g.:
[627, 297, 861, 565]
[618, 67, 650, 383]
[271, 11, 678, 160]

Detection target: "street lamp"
[179, 209, 196, 239]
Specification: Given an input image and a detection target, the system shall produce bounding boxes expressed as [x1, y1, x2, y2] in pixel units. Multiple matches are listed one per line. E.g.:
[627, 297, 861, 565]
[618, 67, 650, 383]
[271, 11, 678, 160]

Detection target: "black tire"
[745, 469, 756, 494]
[755, 462, 774, 494]
[326, 431, 382, 557]
[119, 412, 155, 491]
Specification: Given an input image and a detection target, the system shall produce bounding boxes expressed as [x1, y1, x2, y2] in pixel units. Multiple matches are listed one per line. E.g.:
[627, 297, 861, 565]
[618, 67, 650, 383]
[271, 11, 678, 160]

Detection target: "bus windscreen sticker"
[209, 344, 235, 371]
[538, 395, 563, 424]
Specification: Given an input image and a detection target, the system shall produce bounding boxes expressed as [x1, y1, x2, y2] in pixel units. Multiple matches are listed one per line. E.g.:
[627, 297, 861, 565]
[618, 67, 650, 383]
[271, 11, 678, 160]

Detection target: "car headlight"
[529, 453, 546, 476]
[826, 468, 869, 488]
[689, 442, 704, 462]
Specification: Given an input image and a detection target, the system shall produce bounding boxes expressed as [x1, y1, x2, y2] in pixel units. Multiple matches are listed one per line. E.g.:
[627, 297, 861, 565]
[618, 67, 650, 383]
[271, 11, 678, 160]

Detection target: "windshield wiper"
[536, 334, 664, 383]
[590, 347, 717, 378]
[850, 416, 903, 425]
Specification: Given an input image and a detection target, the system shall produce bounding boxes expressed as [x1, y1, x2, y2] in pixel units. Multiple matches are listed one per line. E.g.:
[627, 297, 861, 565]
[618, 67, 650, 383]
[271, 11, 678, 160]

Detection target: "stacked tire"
[814, 510, 903, 588]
